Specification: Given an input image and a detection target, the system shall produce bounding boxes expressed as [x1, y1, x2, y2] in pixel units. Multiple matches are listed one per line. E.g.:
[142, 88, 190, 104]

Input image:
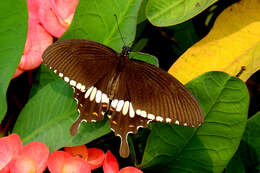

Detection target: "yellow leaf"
[168, 0, 260, 84]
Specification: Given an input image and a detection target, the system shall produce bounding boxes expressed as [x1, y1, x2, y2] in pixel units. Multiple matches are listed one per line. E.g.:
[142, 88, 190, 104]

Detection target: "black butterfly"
[42, 39, 204, 158]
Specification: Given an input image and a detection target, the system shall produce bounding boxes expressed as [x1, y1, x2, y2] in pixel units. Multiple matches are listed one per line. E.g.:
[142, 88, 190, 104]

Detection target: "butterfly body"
[106, 53, 130, 100]
[42, 39, 204, 158]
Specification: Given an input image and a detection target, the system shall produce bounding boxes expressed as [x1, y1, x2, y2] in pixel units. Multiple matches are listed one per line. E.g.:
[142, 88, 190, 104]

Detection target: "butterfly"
[42, 39, 204, 158]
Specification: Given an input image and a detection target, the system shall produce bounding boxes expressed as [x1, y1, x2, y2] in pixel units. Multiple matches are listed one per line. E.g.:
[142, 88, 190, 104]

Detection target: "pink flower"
[10, 142, 49, 173]
[38, 0, 79, 38]
[0, 134, 49, 173]
[0, 134, 22, 172]
[103, 150, 143, 173]
[13, 0, 53, 78]
[13, 0, 78, 78]
[17, 20, 53, 71]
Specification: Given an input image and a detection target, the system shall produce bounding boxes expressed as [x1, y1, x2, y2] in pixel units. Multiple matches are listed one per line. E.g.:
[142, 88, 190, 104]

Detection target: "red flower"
[103, 151, 143, 173]
[64, 145, 88, 161]
[0, 134, 49, 173]
[47, 151, 91, 173]
[0, 135, 142, 172]
[64, 145, 105, 170]
[87, 148, 106, 170]
[119, 167, 143, 173]
[103, 150, 119, 173]
[62, 146, 143, 173]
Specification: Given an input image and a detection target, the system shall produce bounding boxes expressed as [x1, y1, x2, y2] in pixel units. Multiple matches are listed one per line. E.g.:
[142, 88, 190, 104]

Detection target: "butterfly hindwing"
[70, 68, 119, 135]
[70, 88, 104, 135]
[109, 111, 149, 158]
[105, 73, 150, 157]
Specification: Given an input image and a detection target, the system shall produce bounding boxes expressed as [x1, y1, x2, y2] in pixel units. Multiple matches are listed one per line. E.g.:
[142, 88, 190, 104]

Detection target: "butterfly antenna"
[114, 14, 126, 46]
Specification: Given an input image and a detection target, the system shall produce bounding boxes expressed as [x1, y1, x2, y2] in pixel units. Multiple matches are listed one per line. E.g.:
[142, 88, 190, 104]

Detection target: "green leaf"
[13, 80, 110, 152]
[146, 0, 216, 26]
[227, 111, 260, 172]
[61, 0, 142, 52]
[243, 111, 260, 166]
[131, 38, 148, 52]
[29, 65, 59, 98]
[226, 152, 246, 173]
[241, 111, 260, 172]
[137, 0, 148, 24]
[168, 21, 200, 56]
[141, 71, 249, 172]
[0, 1, 27, 121]
[130, 52, 159, 67]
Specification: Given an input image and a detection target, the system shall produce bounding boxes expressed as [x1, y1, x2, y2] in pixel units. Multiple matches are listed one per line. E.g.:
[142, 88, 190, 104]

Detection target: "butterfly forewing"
[42, 39, 118, 90]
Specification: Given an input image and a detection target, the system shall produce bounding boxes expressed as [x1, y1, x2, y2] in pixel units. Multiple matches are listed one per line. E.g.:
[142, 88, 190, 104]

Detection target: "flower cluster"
[14, 0, 78, 78]
[0, 134, 142, 173]
[0, 134, 49, 172]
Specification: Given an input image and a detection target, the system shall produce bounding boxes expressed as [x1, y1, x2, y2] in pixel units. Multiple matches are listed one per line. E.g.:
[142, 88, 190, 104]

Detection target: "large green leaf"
[141, 71, 249, 172]
[0, 1, 27, 121]
[169, 21, 200, 56]
[227, 111, 260, 172]
[131, 38, 148, 52]
[61, 0, 142, 52]
[13, 80, 110, 152]
[242, 111, 260, 170]
[146, 0, 216, 26]
[137, 0, 148, 24]
[29, 65, 58, 98]
[226, 152, 246, 173]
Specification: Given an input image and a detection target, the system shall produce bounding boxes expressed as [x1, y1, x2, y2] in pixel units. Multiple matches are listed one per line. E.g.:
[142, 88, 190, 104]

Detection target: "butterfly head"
[121, 46, 131, 57]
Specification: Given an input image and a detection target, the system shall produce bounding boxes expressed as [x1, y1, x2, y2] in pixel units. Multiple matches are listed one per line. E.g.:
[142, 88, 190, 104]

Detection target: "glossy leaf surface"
[146, 0, 216, 26]
[0, 0, 27, 121]
[142, 71, 249, 173]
